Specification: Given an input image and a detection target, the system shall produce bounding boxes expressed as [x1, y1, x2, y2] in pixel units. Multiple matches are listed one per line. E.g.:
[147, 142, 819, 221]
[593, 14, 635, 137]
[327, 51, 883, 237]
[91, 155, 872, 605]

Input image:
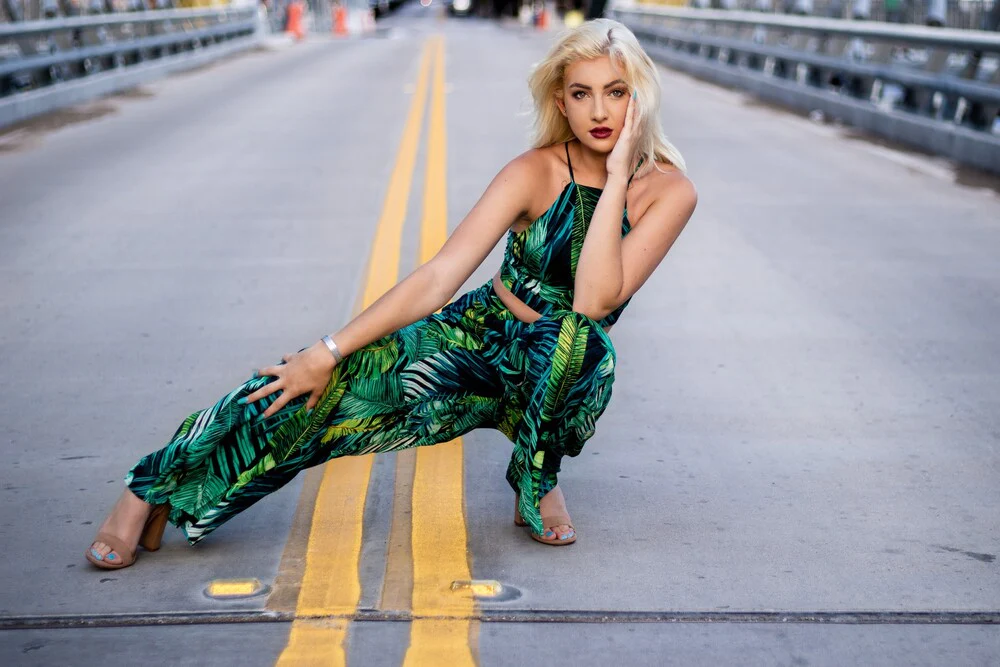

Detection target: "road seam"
[5, 610, 999, 630]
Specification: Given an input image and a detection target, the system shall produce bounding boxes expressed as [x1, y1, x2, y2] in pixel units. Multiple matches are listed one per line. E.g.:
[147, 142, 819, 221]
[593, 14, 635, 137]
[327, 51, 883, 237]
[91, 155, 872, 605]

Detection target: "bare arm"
[573, 174, 698, 320]
[572, 93, 698, 320]
[246, 153, 539, 417]
[573, 172, 629, 316]
[325, 153, 537, 358]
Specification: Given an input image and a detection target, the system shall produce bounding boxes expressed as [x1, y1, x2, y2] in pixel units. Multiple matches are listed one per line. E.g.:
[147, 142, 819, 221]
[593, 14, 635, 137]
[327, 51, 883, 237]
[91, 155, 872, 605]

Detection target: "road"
[1, 3, 999, 665]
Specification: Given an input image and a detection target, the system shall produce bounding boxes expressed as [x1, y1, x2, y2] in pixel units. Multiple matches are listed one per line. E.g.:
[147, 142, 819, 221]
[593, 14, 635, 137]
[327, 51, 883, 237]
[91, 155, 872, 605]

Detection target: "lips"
[589, 127, 612, 139]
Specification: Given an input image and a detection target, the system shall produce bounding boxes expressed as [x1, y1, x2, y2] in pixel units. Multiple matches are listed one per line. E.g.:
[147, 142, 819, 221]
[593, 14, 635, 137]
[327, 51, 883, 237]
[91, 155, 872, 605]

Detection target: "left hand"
[244, 342, 337, 418]
[606, 91, 640, 180]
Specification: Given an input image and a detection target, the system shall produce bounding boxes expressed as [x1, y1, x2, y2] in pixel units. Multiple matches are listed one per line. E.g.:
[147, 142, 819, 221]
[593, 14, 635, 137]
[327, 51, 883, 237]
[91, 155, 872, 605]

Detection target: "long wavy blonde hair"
[528, 18, 687, 177]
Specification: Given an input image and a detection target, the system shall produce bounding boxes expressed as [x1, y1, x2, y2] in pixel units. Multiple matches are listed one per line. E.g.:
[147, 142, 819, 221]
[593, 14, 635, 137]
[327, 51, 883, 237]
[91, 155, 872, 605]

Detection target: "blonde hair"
[527, 18, 687, 177]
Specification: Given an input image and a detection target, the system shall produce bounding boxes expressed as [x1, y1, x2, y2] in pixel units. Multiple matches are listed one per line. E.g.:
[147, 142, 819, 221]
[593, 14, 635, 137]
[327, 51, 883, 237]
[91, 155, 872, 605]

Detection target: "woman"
[86, 18, 697, 569]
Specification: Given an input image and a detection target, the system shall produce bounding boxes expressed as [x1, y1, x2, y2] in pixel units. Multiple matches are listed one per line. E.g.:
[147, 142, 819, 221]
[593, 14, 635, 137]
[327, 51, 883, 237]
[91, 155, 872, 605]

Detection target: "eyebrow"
[566, 79, 626, 91]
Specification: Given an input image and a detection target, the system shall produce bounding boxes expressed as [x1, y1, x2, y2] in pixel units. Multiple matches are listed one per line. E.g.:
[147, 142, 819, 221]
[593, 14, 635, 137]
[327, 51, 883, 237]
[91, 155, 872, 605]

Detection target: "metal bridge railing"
[611, 4, 1000, 172]
[647, 0, 1000, 32]
[2, 1, 193, 24]
[0, 7, 259, 97]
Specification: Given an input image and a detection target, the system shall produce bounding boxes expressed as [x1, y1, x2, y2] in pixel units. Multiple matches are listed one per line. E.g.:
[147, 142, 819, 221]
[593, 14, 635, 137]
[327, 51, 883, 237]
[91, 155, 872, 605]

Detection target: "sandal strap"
[531, 531, 576, 546]
[94, 532, 136, 566]
[540, 514, 574, 531]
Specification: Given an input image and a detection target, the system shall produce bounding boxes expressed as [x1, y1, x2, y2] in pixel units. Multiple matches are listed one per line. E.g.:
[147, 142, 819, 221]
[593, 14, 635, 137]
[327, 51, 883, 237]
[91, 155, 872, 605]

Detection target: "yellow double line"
[275, 36, 477, 666]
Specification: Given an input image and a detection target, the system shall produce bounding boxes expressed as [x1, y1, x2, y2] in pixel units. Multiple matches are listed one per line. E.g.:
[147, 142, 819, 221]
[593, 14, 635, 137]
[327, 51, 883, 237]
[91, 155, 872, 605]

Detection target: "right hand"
[244, 342, 338, 418]
[606, 91, 639, 181]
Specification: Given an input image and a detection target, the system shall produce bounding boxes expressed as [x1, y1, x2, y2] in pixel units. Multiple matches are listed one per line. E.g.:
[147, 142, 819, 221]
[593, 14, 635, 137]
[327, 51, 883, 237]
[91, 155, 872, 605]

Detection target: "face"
[555, 55, 631, 153]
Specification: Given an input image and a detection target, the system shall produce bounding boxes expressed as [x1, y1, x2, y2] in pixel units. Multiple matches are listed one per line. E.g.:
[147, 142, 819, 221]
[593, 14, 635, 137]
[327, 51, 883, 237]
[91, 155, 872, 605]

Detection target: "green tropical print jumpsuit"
[126, 142, 635, 541]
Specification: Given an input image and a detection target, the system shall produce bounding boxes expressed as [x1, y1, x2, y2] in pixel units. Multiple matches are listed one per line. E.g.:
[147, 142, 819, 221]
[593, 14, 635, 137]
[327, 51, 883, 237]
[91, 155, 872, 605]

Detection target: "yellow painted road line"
[275, 39, 434, 667]
[380, 446, 416, 611]
[266, 465, 324, 614]
[380, 31, 451, 617]
[403, 36, 478, 667]
[276, 619, 351, 667]
[419, 36, 448, 268]
[362, 42, 435, 309]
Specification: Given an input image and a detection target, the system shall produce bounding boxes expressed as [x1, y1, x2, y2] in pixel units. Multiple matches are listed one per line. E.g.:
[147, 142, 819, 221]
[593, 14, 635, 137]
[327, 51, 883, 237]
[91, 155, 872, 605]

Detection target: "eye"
[571, 91, 587, 100]
[610, 89, 627, 98]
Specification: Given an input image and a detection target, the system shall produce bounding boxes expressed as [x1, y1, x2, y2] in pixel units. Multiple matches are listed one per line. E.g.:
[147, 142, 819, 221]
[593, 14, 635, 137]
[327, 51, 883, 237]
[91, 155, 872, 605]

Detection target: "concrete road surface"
[1, 3, 999, 665]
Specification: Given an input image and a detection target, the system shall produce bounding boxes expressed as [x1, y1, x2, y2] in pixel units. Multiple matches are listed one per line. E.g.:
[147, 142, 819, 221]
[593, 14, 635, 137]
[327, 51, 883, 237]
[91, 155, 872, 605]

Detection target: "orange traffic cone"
[333, 4, 348, 37]
[537, 3, 549, 30]
[286, 0, 305, 41]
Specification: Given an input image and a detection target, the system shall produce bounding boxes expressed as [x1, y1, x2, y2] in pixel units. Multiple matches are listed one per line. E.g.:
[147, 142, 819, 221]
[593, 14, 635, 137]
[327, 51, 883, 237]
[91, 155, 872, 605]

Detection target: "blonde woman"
[87, 18, 698, 569]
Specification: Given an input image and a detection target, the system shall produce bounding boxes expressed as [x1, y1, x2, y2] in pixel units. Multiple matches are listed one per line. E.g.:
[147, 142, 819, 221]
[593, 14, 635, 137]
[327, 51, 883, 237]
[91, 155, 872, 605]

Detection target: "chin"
[577, 134, 615, 153]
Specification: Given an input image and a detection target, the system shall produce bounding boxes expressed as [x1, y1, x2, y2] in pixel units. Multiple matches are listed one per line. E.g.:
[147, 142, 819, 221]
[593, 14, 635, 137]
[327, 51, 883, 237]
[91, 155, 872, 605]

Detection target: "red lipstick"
[589, 127, 612, 139]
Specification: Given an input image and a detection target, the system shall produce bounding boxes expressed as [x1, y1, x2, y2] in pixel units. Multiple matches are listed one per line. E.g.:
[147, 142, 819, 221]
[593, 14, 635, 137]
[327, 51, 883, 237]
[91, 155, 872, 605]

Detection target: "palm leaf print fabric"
[500, 182, 632, 329]
[126, 284, 616, 542]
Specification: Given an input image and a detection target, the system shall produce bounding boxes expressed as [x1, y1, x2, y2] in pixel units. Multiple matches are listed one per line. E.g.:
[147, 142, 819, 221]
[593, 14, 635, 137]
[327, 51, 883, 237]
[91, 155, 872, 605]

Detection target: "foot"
[88, 489, 154, 564]
[537, 485, 575, 541]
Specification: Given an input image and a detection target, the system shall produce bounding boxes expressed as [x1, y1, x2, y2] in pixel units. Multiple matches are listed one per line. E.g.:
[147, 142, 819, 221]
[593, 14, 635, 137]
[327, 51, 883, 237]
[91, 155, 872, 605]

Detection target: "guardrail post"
[790, 0, 813, 16]
[925, 0, 946, 27]
[884, 0, 902, 22]
[958, 1, 1000, 129]
[3, 0, 23, 21]
[57, 0, 81, 16]
[981, 1, 1000, 32]
[850, 0, 870, 20]
[824, 0, 844, 18]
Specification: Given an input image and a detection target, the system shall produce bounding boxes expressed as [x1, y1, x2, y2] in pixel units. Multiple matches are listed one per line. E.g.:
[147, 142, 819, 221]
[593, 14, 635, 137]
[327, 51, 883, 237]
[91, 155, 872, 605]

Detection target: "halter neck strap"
[564, 140, 642, 187]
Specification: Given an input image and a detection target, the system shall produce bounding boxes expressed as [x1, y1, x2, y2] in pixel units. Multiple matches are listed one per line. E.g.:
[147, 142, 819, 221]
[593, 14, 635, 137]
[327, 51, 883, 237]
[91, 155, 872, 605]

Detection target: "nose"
[591, 96, 608, 122]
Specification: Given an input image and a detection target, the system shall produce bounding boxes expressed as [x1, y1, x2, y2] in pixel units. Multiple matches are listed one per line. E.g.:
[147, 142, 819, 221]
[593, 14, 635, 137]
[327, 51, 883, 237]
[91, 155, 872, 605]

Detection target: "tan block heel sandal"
[514, 493, 577, 546]
[86, 504, 170, 569]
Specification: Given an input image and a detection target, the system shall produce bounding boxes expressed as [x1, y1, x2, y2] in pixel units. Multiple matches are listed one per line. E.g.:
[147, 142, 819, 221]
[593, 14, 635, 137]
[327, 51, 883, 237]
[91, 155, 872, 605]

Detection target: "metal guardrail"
[662, 0, 999, 32]
[623, 6, 1000, 46]
[2, 1, 180, 24]
[612, 4, 1000, 172]
[0, 8, 253, 36]
[0, 7, 259, 100]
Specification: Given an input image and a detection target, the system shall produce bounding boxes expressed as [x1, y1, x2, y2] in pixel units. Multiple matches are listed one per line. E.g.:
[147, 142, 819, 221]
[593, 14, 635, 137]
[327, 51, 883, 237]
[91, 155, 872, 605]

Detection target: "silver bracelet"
[321, 335, 344, 364]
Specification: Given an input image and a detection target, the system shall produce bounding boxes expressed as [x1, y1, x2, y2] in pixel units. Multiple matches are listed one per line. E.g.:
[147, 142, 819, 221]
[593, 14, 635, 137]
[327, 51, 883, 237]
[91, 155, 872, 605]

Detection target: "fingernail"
[237, 398, 247, 405]
[632, 90, 637, 99]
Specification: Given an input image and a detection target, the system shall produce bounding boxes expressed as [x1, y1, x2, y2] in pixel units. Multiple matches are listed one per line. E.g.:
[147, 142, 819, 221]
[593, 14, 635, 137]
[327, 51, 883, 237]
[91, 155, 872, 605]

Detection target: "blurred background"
[2, 0, 996, 28]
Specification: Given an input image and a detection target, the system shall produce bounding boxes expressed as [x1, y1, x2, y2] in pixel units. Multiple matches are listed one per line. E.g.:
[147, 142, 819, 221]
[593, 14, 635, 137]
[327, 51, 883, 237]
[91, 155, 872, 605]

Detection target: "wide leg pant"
[126, 282, 617, 542]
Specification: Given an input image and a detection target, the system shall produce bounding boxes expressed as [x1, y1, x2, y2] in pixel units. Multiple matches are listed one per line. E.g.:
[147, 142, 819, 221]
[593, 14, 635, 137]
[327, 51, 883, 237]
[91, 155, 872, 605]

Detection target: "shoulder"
[496, 145, 560, 185]
[641, 161, 697, 204]
[630, 161, 698, 225]
[464, 147, 558, 225]
[489, 146, 565, 220]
